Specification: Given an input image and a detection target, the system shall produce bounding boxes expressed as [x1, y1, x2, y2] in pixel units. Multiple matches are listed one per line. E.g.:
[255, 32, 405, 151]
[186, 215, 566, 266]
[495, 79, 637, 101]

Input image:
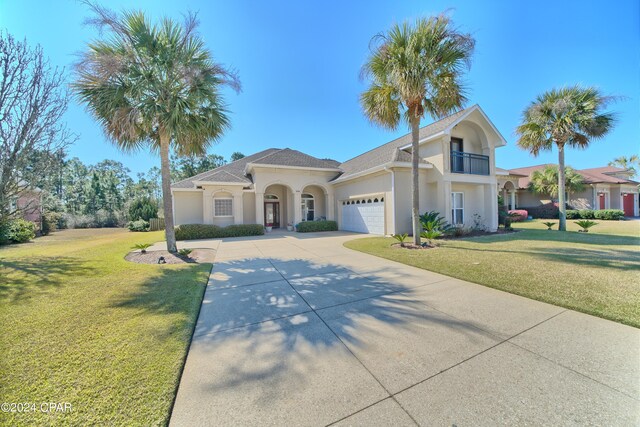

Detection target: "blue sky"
[1, 0, 638, 175]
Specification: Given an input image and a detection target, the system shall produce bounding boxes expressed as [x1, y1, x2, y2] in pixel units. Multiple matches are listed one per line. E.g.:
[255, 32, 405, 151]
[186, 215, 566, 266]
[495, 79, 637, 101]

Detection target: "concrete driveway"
[169, 231, 639, 426]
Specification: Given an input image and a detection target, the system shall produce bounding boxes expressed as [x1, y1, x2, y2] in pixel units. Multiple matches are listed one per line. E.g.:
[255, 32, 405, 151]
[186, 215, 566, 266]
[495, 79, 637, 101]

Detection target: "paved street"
[165, 231, 639, 426]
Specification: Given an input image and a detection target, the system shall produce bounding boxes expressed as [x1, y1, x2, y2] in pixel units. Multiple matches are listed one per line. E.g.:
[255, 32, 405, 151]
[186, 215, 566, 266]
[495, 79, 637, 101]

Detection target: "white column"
[293, 191, 302, 225]
[255, 192, 264, 226]
[443, 180, 452, 224]
[510, 190, 516, 210]
[202, 188, 212, 224]
[233, 192, 243, 225]
[325, 192, 335, 220]
[487, 183, 498, 231]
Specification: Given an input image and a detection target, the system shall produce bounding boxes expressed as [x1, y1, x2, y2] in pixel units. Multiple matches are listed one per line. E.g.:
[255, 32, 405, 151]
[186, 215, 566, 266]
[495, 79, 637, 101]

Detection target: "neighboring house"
[171, 104, 507, 234]
[9, 186, 43, 227]
[497, 165, 639, 217]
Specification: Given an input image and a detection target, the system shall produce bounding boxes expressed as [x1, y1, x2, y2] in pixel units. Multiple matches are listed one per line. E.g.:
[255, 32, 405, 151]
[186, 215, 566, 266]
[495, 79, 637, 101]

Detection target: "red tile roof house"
[496, 165, 639, 217]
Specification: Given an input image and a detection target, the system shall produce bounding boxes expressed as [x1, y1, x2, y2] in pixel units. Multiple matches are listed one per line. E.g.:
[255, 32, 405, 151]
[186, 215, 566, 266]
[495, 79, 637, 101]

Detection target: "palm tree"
[516, 86, 615, 231]
[73, 3, 240, 252]
[529, 165, 585, 204]
[609, 155, 639, 179]
[360, 14, 474, 245]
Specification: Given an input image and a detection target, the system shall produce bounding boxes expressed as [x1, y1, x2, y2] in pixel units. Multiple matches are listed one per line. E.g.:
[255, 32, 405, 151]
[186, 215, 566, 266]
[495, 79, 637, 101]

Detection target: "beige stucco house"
[497, 165, 639, 217]
[171, 105, 507, 234]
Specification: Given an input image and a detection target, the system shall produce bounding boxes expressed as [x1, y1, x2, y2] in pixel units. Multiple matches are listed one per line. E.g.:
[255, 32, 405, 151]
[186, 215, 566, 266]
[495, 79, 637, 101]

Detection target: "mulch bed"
[391, 243, 435, 250]
[125, 249, 216, 265]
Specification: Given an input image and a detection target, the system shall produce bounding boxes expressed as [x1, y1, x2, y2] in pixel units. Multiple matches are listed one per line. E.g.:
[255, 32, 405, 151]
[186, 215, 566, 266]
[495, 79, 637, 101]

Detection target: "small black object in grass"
[158, 256, 166, 264]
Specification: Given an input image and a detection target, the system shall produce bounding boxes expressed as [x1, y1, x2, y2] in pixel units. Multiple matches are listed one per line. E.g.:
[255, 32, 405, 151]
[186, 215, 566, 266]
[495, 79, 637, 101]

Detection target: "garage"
[341, 197, 385, 234]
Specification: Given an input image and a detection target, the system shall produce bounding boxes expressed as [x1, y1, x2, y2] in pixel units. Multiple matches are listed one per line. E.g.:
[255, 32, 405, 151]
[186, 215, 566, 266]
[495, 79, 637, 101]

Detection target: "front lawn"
[345, 219, 640, 328]
[0, 229, 210, 426]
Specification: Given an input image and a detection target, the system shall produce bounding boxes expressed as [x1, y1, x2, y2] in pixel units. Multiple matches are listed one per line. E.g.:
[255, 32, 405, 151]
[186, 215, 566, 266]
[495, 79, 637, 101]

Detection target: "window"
[214, 198, 233, 217]
[264, 194, 279, 200]
[451, 192, 464, 225]
[301, 193, 314, 221]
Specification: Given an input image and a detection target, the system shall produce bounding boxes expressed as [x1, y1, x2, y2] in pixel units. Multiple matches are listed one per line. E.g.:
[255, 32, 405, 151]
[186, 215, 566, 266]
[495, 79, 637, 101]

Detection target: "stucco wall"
[173, 191, 203, 225]
[243, 192, 256, 223]
[450, 183, 488, 228]
[333, 171, 393, 234]
[392, 168, 433, 234]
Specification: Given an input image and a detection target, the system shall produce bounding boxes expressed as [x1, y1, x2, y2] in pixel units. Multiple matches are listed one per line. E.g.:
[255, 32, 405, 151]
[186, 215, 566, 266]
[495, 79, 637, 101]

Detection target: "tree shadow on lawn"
[469, 229, 640, 247]
[134, 257, 499, 411]
[453, 245, 640, 271]
[0, 257, 99, 302]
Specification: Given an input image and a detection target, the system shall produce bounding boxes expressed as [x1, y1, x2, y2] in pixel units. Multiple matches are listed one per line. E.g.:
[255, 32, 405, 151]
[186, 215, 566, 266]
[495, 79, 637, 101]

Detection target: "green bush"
[594, 209, 625, 220]
[128, 197, 159, 222]
[175, 223, 264, 240]
[41, 211, 62, 235]
[296, 220, 338, 233]
[127, 219, 150, 232]
[3, 219, 37, 243]
[566, 210, 580, 219]
[578, 209, 595, 219]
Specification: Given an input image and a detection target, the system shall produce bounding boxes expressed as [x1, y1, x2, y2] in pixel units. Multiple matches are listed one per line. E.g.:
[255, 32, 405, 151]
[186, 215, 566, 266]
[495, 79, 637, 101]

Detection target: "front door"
[264, 202, 280, 228]
[623, 193, 635, 217]
[599, 193, 606, 210]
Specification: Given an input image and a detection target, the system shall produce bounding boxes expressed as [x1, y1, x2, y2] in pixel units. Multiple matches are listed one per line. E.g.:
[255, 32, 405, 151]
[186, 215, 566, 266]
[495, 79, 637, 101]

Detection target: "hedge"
[507, 209, 528, 222]
[175, 223, 264, 240]
[565, 209, 624, 220]
[525, 203, 559, 219]
[296, 220, 338, 233]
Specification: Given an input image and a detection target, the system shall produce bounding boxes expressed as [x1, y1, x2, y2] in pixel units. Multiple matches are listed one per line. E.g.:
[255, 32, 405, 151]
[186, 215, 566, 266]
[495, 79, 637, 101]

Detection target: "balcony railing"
[450, 151, 490, 175]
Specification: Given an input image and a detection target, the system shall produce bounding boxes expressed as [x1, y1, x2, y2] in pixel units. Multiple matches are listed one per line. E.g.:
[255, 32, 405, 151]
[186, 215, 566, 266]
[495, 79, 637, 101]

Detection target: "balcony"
[450, 151, 490, 175]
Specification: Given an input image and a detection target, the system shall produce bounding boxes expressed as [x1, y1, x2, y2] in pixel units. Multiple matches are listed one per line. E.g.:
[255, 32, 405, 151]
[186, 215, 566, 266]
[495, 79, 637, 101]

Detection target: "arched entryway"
[300, 184, 328, 222]
[502, 181, 516, 210]
[262, 184, 293, 228]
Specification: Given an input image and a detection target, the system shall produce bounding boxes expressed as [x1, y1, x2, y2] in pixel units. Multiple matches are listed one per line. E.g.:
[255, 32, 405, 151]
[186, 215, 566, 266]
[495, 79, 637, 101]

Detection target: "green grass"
[0, 229, 211, 426]
[345, 219, 640, 328]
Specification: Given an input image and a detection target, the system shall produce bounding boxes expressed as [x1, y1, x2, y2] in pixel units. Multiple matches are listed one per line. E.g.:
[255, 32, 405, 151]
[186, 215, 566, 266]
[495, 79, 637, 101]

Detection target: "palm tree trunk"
[159, 132, 178, 253]
[557, 143, 567, 231]
[411, 116, 421, 245]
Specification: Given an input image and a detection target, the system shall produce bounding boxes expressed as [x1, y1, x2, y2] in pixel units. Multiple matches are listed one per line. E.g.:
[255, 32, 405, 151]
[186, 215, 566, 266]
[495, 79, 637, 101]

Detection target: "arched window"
[301, 193, 314, 221]
[374, 198, 379, 202]
[367, 199, 372, 203]
[264, 194, 279, 200]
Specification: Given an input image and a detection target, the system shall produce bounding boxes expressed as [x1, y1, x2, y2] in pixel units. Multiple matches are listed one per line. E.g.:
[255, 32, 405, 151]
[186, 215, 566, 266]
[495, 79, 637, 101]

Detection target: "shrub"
[542, 221, 556, 230]
[132, 243, 153, 253]
[392, 233, 408, 247]
[41, 211, 63, 235]
[62, 211, 125, 228]
[3, 219, 37, 243]
[296, 220, 338, 233]
[594, 209, 624, 220]
[526, 203, 559, 219]
[507, 209, 528, 222]
[575, 220, 597, 232]
[128, 197, 159, 222]
[565, 210, 580, 219]
[419, 211, 453, 234]
[175, 223, 264, 240]
[420, 229, 443, 246]
[578, 209, 595, 219]
[127, 219, 150, 232]
[178, 248, 193, 257]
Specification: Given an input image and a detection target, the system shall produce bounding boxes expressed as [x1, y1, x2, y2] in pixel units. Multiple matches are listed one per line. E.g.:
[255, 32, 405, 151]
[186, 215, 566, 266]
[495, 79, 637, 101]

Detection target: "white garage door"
[341, 200, 385, 234]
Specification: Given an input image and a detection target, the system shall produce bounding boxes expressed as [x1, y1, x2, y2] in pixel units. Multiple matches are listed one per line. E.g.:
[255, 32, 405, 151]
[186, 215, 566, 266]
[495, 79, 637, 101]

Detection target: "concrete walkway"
[168, 231, 639, 426]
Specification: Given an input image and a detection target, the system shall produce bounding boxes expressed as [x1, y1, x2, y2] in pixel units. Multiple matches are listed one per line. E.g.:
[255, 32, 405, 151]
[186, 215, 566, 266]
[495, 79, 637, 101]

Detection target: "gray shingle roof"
[172, 148, 279, 188]
[251, 148, 341, 169]
[335, 106, 474, 181]
[171, 148, 340, 189]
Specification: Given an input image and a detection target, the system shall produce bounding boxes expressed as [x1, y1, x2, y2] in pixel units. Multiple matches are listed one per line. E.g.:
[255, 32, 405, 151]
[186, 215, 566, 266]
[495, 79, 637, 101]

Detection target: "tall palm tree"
[516, 86, 615, 231]
[360, 15, 474, 245]
[73, 3, 240, 252]
[609, 155, 639, 179]
[529, 165, 585, 204]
